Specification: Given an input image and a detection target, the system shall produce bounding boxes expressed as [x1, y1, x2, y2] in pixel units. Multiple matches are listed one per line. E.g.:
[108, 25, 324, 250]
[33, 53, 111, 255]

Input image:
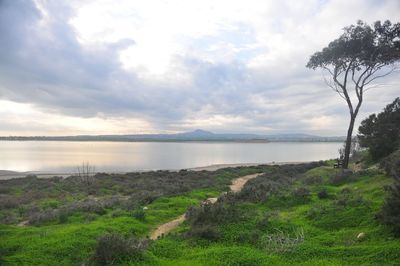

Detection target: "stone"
[357, 232, 366, 241]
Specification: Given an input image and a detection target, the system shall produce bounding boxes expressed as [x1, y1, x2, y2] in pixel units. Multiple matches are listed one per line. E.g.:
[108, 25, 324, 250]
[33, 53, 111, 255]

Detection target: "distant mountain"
[0, 129, 345, 142]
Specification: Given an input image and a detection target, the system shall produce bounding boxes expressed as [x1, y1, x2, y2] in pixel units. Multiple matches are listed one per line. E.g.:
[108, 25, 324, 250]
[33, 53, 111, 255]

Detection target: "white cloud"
[0, 0, 399, 136]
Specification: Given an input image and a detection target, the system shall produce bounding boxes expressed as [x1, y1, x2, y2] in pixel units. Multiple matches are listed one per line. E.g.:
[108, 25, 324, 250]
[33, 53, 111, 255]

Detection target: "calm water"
[0, 141, 342, 173]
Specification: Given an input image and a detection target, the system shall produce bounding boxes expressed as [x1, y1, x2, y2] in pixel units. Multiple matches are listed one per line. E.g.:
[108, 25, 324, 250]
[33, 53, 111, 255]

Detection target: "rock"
[357, 232, 366, 241]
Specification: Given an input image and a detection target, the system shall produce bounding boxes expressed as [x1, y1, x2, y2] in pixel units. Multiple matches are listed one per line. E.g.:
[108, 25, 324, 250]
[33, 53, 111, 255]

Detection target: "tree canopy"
[358, 97, 400, 161]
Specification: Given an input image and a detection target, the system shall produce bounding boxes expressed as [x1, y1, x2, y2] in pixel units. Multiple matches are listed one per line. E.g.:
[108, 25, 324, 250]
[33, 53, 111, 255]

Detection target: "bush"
[133, 208, 146, 221]
[303, 175, 323, 185]
[58, 211, 69, 224]
[317, 189, 330, 199]
[28, 210, 57, 225]
[92, 234, 150, 265]
[334, 188, 366, 207]
[330, 169, 354, 185]
[186, 202, 243, 226]
[185, 224, 220, 241]
[292, 187, 311, 202]
[84, 213, 98, 223]
[378, 149, 400, 236]
[256, 211, 278, 229]
[306, 205, 328, 220]
[358, 97, 400, 161]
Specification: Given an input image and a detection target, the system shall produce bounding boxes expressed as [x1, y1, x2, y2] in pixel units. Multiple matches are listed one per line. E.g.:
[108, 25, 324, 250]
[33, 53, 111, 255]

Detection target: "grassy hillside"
[1, 162, 399, 265]
[146, 164, 399, 266]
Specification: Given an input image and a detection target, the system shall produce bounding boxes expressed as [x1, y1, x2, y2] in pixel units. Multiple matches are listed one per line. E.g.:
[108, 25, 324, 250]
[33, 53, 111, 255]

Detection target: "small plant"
[76, 162, 96, 191]
[260, 228, 305, 252]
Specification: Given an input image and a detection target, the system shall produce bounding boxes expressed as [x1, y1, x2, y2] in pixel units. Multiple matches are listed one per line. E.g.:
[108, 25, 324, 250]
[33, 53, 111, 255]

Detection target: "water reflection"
[0, 141, 342, 172]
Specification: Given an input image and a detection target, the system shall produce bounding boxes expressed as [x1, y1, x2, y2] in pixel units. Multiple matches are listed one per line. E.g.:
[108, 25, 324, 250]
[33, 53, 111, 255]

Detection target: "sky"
[0, 0, 399, 136]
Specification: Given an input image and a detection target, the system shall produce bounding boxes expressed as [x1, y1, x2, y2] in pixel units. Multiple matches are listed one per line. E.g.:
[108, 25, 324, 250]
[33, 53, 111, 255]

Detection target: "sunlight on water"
[0, 141, 342, 172]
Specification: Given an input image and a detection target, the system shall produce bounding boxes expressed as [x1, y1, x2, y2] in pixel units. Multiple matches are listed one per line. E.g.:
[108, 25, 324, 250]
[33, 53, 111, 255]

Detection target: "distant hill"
[0, 129, 345, 142]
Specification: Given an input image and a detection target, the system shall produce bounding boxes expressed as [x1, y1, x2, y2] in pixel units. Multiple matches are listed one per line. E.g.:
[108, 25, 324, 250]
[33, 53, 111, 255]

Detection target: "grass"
[1, 163, 399, 265]
[141, 165, 399, 266]
[0, 188, 222, 265]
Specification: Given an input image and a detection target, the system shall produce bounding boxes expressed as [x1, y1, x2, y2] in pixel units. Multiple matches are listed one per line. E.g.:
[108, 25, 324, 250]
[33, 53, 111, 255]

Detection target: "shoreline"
[0, 161, 309, 180]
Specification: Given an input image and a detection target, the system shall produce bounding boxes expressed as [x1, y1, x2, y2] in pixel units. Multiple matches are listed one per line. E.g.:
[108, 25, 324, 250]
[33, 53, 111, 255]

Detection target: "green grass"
[138, 166, 399, 266]
[1, 164, 399, 265]
[0, 188, 221, 265]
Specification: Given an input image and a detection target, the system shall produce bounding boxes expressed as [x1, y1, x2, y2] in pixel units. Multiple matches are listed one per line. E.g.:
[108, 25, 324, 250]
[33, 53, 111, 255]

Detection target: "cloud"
[0, 0, 399, 136]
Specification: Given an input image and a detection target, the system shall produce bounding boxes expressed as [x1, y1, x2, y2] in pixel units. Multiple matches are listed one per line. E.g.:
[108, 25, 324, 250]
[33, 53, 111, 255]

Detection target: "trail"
[149, 173, 262, 240]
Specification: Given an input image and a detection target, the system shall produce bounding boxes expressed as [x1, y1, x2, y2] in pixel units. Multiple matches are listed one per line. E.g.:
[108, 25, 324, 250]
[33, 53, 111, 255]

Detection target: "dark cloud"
[0, 0, 399, 135]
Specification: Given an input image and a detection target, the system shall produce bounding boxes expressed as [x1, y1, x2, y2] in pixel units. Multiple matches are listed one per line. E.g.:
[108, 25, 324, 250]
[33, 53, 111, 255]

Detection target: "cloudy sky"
[0, 0, 399, 136]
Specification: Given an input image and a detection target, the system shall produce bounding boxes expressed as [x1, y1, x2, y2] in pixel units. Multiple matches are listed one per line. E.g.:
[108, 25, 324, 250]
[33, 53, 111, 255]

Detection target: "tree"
[306, 20, 400, 168]
[358, 97, 400, 160]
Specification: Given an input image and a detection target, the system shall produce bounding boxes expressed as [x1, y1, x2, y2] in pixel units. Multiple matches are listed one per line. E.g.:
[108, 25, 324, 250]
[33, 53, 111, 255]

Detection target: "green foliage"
[378, 149, 400, 236]
[317, 189, 330, 199]
[133, 208, 146, 221]
[358, 97, 400, 161]
[0, 167, 256, 226]
[91, 233, 150, 265]
[307, 21, 400, 70]
[2, 163, 400, 265]
[292, 187, 311, 201]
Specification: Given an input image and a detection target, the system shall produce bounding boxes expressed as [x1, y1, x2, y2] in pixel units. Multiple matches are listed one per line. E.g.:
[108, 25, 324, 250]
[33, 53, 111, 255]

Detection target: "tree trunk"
[343, 115, 356, 169]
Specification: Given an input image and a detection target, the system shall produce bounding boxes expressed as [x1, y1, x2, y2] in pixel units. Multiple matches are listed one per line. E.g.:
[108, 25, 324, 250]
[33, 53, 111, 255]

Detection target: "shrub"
[292, 187, 311, 201]
[256, 211, 279, 230]
[186, 202, 243, 226]
[303, 175, 323, 185]
[237, 229, 262, 245]
[306, 205, 328, 220]
[185, 224, 220, 241]
[133, 208, 146, 221]
[330, 169, 354, 185]
[378, 149, 400, 236]
[58, 211, 69, 224]
[317, 189, 330, 199]
[92, 234, 150, 265]
[0, 195, 20, 209]
[111, 209, 125, 218]
[0, 211, 18, 224]
[334, 188, 366, 207]
[84, 213, 98, 222]
[28, 210, 57, 225]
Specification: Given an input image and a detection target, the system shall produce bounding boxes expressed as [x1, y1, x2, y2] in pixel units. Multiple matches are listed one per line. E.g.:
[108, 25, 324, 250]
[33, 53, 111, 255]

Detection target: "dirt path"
[229, 173, 260, 192]
[149, 215, 186, 240]
[149, 173, 262, 240]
